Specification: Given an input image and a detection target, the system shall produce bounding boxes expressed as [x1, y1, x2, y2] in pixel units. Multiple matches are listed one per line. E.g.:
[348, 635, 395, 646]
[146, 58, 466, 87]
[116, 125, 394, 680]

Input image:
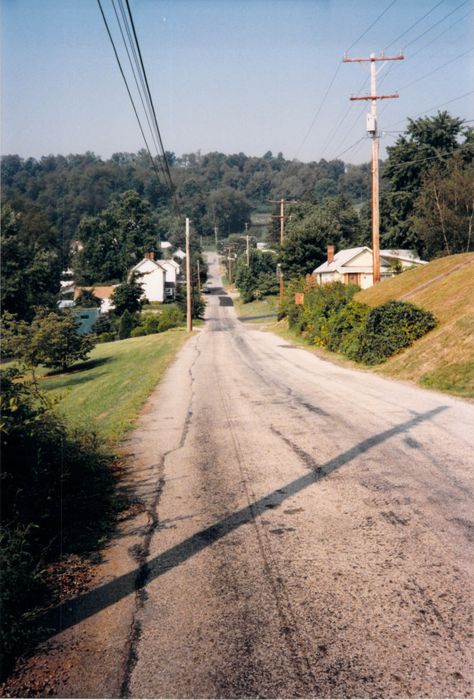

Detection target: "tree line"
[1, 111, 472, 322]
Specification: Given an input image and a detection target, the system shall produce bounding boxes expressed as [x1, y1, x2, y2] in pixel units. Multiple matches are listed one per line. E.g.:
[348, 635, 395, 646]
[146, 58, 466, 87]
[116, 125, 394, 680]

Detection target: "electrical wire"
[397, 47, 473, 92]
[124, 0, 180, 213]
[293, 0, 398, 159]
[384, 0, 446, 51]
[96, 0, 165, 186]
[383, 90, 474, 129]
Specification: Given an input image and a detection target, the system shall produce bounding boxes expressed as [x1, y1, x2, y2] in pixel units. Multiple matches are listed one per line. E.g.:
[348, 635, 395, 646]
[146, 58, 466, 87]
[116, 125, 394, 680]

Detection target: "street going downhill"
[123, 253, 473, 697]
[21, 252, 473, 698]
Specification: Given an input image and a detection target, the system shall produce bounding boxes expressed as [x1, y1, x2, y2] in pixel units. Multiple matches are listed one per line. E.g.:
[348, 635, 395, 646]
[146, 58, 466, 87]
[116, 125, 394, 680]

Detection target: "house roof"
[380, 249, 426, 264]
[131, 258, 167, 274]
[313, 247, 371, 274]
[74, 285, 116, 300]
[314, 246, 427, 275]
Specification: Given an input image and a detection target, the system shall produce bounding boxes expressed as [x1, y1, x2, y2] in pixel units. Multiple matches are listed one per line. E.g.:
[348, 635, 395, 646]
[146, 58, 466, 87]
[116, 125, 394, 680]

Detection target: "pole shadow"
[37, 405, 446, 638]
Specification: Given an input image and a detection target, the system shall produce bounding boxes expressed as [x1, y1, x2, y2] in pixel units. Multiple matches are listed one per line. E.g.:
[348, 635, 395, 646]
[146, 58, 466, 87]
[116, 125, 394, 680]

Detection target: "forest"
[1, 111, 473, 318]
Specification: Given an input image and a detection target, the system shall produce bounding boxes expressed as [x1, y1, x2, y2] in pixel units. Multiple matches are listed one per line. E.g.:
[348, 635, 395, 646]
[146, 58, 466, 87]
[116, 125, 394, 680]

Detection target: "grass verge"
[234, 295, 279, 322]
[38, 329, 189, 441]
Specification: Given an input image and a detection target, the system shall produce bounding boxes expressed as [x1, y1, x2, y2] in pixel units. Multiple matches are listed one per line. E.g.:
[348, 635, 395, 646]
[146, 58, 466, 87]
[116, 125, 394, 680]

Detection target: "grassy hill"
[355, 253, 474, 398]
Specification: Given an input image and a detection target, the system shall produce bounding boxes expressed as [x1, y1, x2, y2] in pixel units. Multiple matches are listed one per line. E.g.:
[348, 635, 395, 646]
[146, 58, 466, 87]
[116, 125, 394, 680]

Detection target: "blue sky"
[1, 0, 473, 164]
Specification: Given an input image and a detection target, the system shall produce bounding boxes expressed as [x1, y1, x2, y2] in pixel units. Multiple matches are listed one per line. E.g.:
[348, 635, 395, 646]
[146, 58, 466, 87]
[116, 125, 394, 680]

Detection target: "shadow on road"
[36, 405, 447, 640]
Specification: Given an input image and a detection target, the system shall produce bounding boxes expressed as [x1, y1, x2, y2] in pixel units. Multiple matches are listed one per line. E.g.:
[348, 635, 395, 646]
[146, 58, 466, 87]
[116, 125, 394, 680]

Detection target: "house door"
[346, 273, 361, 285]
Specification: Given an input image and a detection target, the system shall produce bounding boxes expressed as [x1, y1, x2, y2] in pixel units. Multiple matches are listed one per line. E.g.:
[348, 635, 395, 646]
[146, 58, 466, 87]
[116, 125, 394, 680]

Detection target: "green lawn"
[234, 295, 280, 322]
[36, 329, 188, 441]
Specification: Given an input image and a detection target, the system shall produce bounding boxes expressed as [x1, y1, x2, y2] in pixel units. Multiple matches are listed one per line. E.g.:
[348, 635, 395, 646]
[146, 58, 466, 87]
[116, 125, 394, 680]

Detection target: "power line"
[383, 90, 474, 129]
[293, 0, 398, 159]
[384, 0, 446, 51]
[398, 47, 474, 92]
[110, 0, 161, 159]
[124, 0, 179, 212]
[96, 0, 164, 186]
[346, 0, 398, 53]
[404, 0, 469, 51]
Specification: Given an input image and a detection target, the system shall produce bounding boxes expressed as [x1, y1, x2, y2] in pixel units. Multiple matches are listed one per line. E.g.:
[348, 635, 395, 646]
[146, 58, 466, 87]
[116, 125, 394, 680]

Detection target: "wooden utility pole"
[214, 226, 218, 250]
[197, 258, 201, 295]
[245, 222, 250, 266]
[270, 198, 297, 245]
[270, 198, 296, 303]
[343, 51, 403, 284]
[185, 217, 192, 332]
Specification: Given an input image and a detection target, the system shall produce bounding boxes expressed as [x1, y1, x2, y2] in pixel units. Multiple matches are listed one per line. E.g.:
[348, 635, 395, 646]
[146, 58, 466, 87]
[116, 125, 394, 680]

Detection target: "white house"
[313, 245, 426, 289]
[130, 253, 173, 302]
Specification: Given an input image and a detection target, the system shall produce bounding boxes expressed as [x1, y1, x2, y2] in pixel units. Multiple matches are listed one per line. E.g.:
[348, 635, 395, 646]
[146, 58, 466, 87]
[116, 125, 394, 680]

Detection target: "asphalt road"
[121, 253, 473, 698]
[24, 252, 472, 699]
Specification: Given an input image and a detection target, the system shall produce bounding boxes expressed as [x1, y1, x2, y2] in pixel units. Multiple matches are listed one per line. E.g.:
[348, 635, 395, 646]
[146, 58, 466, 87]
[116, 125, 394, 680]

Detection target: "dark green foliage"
[381, 112, 472, 254]
[74, 288, 102, 307]
[74, 190, 160, 284]
[285, 282, 359, 345]
[91, 312, 114, 335]
[131, 307, 185, 337]
[326, 300, 370, 358]
[284, 284, 436, 364]
[2, 309, 96, 374]
[0, 369, 117, 673]
[0, 202, 61, 321]
[354, 300, 437, 365]
[111, 276, 144, 315]
[234, 249, 279, 302]
[118, 310, 134, 339]
[280, 198, 362, 277]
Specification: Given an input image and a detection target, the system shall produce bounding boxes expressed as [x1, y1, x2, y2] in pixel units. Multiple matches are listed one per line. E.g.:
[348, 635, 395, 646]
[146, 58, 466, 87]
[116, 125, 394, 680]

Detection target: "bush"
[96, 331, 116, 343]
[0, 369, 117, 675]
[355, 300, 437, 365]
[158, 306, 184, 331]
[1, 309, 95, 374]
[130, 326, 147, 338]
[118, 309, 134, 339]
[326, 300, 370, 358]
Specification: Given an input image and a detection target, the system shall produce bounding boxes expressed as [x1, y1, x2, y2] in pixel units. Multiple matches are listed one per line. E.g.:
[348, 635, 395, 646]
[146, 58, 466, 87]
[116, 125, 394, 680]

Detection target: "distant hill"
[355, 253, 474, 398]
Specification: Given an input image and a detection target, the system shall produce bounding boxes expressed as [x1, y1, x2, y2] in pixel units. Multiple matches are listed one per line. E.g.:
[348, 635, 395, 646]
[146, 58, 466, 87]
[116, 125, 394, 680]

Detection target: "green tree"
[206, 188, 252, 235]
[111, 275, 144, 315]
[118, 310, 134, 339]
[280, 198, 361, 278]
[412, 156, 474, 256]
[74, 289, 102, 307]
[2, 309, 95, 374]
[381, 111, 471, 252]
[75, 190, 159, 283]
[0, 202, 61, 321]
[234, 250, 279, 302]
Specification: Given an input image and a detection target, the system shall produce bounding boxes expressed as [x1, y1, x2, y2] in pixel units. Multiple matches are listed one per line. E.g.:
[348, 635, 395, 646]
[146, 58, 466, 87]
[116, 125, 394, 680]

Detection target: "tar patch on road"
[219, 296, 234, 307]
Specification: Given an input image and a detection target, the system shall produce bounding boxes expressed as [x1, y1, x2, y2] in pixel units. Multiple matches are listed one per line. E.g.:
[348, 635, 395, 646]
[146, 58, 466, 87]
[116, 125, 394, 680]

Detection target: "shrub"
[118, 309, 134, 339]
[1, 309, 95, 374]
[130, 326, 147, 338]
[158, 306, 184, 331]
[300, 282, 359, 346]
[0, 368, 117, 675]
[96, 331, 116, 343]
[355, 300, 437, 365]
[326, 300, 370, 358]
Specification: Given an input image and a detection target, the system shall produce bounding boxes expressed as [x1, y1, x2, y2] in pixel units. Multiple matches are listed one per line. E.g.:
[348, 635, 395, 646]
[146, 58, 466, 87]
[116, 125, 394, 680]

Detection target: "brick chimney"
[327, 245, 335, 264]
[144, 251, 155, 261]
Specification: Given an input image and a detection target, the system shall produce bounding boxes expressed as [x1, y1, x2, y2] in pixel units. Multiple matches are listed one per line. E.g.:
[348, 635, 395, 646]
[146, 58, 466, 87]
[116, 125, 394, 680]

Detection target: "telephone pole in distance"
[185, 217, 192, 332]
[270, 198, 297, 304]
[343, 51, 403, 284]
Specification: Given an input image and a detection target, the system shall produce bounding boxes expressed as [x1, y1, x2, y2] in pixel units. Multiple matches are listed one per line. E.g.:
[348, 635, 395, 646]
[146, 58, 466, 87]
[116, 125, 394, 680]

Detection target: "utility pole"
[214, 226, 218, 250]
[245, 222, 250, 266]
[197, 258, 201, 295]
[270, 198, 296, 304]
[185, 217, 192, 332]
[343, 51, 403, 284]
[270, 198, 297, 245]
